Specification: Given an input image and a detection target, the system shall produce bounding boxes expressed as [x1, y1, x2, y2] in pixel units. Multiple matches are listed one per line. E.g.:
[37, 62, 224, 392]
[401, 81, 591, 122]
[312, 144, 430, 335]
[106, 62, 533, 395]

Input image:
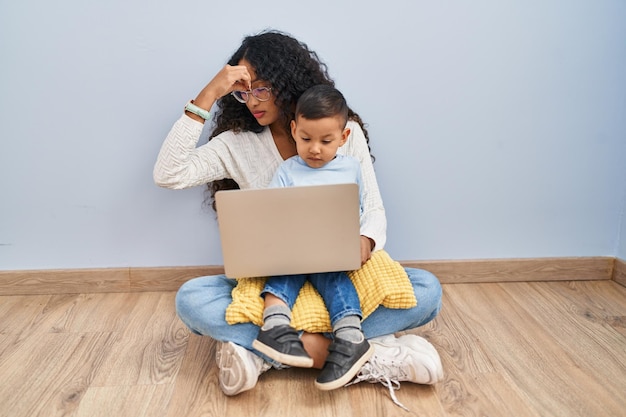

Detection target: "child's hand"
[360, 236, 374, 266]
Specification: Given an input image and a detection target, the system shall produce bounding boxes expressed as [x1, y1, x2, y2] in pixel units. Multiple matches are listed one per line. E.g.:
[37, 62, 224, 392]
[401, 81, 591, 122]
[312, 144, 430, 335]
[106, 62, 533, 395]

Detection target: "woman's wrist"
[183, 85, 220, 122]
[191, 96, 215, 111]
[184, 110, 206, 123]
[361, 235, 375, 250]
[184, 96, 213, 123]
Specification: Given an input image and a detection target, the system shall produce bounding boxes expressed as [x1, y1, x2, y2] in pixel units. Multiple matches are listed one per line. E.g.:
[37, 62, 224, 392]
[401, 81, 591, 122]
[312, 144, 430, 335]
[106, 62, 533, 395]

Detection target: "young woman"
[154, 30, 443, 399]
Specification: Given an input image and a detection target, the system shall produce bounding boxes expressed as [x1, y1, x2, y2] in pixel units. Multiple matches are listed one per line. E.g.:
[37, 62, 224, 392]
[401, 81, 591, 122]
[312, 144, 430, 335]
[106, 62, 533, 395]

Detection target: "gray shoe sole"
[315, 343, 374, 391]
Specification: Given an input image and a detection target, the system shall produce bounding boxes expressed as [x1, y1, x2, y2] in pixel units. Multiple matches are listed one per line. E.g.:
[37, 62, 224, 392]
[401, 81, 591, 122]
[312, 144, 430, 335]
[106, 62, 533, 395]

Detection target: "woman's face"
[237, 59, 281, 128]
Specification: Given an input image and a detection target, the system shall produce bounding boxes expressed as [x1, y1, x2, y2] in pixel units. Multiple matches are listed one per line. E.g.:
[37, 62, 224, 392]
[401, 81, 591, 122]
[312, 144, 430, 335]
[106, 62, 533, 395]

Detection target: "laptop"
[215, 183, 361, 278]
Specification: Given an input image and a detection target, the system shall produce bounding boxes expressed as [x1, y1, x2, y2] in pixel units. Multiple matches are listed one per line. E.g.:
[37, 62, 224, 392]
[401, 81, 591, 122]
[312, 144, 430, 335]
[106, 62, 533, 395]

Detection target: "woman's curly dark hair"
[207, 29, 373, 210]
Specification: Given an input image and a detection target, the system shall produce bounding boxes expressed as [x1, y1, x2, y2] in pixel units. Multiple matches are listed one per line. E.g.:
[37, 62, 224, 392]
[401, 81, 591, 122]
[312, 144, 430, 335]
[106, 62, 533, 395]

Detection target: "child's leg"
[309, 271, 364, 339]
[253, 275, 313, 368]
[308, 272, 374, 390]
[260, 274, 307, 329]
[261, 293, 292, 330]
[333, 315, 364, 343]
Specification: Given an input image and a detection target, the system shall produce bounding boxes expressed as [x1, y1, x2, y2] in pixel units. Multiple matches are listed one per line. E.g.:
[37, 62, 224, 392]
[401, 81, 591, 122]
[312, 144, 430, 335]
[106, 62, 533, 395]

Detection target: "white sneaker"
[216, 341, 271, 396]
[346, 334, 444, 410]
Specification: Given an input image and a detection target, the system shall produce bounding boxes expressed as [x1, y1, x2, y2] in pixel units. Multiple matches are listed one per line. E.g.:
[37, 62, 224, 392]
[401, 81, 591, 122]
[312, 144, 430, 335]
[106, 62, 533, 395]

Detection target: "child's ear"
[290, 120, 297, 137]
[339, 127, 351, 146]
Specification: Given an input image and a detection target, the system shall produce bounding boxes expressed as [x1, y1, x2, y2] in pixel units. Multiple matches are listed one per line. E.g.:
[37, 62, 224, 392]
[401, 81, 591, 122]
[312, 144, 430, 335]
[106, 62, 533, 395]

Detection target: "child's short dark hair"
[295, 85, 349, 128]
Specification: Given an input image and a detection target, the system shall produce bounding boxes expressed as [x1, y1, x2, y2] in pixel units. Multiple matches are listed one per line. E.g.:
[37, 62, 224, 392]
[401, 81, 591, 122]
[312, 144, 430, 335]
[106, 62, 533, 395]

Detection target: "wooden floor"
[1, 280, 625, 417]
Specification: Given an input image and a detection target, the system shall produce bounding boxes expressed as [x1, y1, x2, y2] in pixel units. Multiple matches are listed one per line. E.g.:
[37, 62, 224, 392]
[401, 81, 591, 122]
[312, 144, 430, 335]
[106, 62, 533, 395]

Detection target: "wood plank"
[58, 293, 147, 333]
[444, 283, 574, 415]
[444, 282, 626, 416]
[0, 294, 52, 334]
[403, 257, 613, 284]
[164, 333, 219, 417]
[90, 293, 188, 387]
[345, 382, 442, 417]
[0, 257, 616, 295]
[501, 280, 626, 389]
[75, 384, 174, 417]
[424, 286, 542, 417]
[0, 332, 117, 417]
[613, 257, 626, 287]
[0, 294, 81, 367]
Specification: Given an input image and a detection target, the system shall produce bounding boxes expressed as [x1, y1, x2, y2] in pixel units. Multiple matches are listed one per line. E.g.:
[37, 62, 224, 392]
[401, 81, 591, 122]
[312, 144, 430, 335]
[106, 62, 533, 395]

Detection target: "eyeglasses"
[231, 87, 273, 103]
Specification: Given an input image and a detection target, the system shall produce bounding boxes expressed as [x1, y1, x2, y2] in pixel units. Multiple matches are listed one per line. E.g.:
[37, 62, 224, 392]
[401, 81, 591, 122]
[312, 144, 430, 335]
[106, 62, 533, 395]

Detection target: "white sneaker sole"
[216, 342, 254, 396]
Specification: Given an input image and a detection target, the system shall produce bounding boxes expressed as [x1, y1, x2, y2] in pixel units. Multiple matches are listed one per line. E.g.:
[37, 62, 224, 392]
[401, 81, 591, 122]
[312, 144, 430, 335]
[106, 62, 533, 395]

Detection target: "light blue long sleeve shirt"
[269, 155, 364, 216]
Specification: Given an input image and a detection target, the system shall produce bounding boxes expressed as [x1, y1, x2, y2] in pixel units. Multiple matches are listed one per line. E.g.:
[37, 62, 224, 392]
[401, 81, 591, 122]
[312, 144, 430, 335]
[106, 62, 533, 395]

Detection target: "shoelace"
[345, 358, 409, 411]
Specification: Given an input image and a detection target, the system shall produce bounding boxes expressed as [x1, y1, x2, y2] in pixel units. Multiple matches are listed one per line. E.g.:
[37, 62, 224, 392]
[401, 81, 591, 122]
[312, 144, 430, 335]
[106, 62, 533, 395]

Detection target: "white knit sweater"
[154, 115, 387, 250]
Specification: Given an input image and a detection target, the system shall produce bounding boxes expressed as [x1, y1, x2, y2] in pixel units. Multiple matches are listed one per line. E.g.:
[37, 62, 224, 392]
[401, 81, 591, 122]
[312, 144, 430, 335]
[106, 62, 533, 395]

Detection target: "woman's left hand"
[360, 235, 374, 265]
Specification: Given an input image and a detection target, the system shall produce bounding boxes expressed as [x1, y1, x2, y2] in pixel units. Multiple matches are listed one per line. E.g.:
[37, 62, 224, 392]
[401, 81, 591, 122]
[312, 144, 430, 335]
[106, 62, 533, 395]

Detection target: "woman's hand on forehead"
[213, 65, 252, 97]
[193, 65, 252, 111]
[229, 65, 252, 91]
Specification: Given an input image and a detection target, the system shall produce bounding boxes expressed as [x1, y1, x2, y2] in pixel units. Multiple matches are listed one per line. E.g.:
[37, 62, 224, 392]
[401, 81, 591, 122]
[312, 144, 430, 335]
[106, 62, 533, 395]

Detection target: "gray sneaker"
[253, 325, 314, 368]
[216, 341, 271, 396]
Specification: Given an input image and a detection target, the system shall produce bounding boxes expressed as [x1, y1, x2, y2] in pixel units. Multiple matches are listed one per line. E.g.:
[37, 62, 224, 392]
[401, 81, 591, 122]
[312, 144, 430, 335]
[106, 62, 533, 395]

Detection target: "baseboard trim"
[402, 256, 614, 284]
[0, 256, 616, 296]
[0, 266, 224, 296]
[613, 258, 626, 287]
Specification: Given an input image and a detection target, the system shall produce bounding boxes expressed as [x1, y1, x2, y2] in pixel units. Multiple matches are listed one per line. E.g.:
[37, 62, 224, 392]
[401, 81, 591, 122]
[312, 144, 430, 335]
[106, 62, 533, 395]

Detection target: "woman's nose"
[246, 95, 261, 107]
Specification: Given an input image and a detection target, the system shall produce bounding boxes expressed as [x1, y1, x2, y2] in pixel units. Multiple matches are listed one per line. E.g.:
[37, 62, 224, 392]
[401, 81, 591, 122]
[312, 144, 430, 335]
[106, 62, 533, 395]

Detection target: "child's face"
[290, 115, 350, 169]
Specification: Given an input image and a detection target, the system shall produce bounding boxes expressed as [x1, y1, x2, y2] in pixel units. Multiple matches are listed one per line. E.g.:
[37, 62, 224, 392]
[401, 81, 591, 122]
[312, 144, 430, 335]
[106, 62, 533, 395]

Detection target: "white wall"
[1, 0, 625, 269]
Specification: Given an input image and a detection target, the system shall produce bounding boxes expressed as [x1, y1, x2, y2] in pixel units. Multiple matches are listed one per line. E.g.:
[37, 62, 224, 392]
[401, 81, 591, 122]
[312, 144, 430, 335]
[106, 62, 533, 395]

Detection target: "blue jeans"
[263, 271, 362, 326]
[175, 267, 442, 364]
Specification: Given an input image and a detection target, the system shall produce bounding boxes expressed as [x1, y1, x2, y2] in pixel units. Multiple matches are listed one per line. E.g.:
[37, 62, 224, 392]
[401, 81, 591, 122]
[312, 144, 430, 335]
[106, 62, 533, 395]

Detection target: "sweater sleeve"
[153, 115, 231, 189]
[342, 122, 387, 251]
